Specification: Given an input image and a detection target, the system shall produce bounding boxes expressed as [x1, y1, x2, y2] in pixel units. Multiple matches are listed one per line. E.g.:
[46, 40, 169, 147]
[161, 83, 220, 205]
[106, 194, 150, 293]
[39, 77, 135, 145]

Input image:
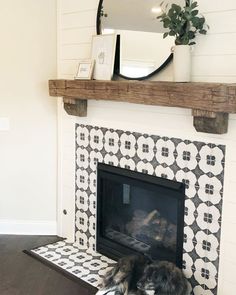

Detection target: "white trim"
[0, 220, 57, 235]
[56, 0, 76, 243]
[56, 0, 63, 239]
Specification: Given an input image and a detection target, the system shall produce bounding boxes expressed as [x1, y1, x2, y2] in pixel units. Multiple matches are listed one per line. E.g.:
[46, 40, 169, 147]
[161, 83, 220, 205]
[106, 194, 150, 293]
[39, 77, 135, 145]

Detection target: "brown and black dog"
[97, 255, 188, 295]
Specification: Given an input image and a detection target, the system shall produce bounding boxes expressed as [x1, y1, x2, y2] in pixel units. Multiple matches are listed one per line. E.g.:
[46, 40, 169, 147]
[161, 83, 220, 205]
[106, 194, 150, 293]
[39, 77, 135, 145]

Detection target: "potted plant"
[157, 0, 209, 82]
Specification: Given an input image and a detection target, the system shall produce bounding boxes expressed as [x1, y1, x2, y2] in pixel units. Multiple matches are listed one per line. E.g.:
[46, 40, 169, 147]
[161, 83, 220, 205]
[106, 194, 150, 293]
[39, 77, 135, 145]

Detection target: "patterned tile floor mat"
[30, 240, 116, 288]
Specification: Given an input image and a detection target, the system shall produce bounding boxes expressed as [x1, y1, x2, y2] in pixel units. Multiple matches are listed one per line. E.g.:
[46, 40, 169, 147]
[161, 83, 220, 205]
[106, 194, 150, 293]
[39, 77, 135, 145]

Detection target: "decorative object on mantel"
[49, 79, 236, 134]
[171, 45, 192, 82]
[74, 59, 95, 80]
[91, 34, 118, 80]
[157, 0, 209, 82]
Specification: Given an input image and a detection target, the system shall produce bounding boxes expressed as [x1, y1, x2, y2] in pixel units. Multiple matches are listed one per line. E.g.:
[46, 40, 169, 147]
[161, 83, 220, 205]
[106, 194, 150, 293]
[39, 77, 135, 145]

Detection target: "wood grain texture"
[192, 109, 217, 118]
[49, 79, 236, 113]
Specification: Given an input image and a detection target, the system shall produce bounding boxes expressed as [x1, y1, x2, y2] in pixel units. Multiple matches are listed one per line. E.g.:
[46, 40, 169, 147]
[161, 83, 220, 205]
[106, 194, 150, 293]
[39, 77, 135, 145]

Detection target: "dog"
[97, 256, 188, 295]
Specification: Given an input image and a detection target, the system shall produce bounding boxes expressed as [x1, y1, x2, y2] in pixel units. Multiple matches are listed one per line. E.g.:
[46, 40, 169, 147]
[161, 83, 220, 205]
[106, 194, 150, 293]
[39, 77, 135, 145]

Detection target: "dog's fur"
[98, 256, 188, 295]
[137, 261, 188, 295]
[100, 255, 150, 295]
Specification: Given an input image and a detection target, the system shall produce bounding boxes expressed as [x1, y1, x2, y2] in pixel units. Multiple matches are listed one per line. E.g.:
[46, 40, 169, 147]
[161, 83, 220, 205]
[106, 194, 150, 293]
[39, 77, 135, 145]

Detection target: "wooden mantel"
[49, 79, 236, 134]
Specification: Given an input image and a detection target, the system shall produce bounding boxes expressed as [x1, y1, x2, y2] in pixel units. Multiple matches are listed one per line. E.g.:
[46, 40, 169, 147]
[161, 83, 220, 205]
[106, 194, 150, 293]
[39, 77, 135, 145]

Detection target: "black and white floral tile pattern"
[32, 241, 116, 288]
[31, 125, 225, 295]
[75, 124, 225, 295]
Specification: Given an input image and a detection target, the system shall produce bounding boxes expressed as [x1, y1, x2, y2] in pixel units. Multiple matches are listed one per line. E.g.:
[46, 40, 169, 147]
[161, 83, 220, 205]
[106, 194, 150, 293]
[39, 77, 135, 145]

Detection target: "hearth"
[96, 163, 185, 268]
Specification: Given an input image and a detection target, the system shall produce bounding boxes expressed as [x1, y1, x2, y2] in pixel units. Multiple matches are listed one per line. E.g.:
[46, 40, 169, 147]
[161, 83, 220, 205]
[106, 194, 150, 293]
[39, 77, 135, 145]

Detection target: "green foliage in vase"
[157, 0, 209, 45]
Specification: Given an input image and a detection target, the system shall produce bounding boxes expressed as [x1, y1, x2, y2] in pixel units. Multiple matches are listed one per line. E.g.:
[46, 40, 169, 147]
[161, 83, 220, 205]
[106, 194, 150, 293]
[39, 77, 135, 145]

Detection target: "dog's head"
[137, 263, 158, 293]
[137, 261, 188, 295]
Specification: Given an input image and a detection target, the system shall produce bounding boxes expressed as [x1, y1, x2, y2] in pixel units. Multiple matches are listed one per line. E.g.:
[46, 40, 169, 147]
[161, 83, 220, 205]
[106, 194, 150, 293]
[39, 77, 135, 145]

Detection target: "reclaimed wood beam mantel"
[49, 79, 236, 134]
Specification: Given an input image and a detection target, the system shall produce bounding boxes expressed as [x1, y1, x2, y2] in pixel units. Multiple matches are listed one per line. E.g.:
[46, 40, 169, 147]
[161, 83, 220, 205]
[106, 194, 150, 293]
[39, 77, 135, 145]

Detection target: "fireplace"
[96, 163, 185, 268]
[29, 124, 225, 294]
[72, 124, 225, 294]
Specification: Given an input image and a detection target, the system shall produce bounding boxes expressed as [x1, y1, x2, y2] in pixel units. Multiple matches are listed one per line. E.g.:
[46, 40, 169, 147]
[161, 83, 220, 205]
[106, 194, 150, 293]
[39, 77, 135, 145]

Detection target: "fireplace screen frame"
[96, 163, 185, 268]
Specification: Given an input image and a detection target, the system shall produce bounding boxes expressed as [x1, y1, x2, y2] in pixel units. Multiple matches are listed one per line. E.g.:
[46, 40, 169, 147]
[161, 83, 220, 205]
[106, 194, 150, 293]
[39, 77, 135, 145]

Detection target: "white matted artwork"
[91, 34, 117, 80]
[75, 59, 95, 80]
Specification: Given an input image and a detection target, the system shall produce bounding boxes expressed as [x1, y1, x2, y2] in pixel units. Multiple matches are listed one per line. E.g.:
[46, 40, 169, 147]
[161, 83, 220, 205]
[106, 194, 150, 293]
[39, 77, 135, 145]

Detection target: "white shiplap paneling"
[192, 55, 236, 77]
[59, 43, 91, 60]
[193, 33, 236, 56]
[61, 10, 97, 29]
[198, 0, 236, 12]
[61, 27, 96, 44]
[60, 0, 98, 13]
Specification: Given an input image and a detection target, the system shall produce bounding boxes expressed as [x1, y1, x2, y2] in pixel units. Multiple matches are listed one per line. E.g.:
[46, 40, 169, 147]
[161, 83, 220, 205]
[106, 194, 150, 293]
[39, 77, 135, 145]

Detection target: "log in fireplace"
[96, 163, 186, 268]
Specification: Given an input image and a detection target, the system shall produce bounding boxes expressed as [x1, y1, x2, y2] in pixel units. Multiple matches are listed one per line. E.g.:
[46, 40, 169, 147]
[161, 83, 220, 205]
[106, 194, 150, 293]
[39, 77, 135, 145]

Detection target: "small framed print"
[91, 34, 117, 80]
[75, 59, 95, 80]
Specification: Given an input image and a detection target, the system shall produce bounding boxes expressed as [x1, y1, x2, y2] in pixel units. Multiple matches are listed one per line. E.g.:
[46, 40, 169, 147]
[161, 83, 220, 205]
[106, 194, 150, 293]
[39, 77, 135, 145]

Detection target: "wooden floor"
[0, 235, 97, 295]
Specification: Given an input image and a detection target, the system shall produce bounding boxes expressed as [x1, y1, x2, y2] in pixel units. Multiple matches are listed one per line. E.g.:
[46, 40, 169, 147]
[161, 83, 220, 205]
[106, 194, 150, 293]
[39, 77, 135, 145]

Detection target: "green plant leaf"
[199, 29, 207, 34]
[192, 16, 205, 28]
[168, 8, 176, 19]
[191, 2, 198, 9]
[171, 4, 181, 14]
[163, 32, 169, 38]
[163, 19, 171, 28]
[169, 30, 176, 36]
[188, 31, 195, 39]
[191, 10, 199, 17]
[158, 0, 208, 45]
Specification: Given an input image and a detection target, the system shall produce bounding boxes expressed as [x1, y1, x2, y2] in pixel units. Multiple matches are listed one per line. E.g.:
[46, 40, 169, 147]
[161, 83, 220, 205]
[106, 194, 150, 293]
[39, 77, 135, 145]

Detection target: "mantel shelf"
[49, 79, 236, 134]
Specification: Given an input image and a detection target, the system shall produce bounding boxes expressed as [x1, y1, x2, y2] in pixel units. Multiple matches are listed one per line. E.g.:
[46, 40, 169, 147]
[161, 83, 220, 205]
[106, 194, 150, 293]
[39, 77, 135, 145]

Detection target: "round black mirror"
[97, 0, 187, 80]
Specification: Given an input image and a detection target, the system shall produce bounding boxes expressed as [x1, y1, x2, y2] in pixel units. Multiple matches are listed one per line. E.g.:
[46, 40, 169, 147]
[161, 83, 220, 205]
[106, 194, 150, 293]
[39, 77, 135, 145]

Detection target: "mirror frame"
[96, 0, 188, 80]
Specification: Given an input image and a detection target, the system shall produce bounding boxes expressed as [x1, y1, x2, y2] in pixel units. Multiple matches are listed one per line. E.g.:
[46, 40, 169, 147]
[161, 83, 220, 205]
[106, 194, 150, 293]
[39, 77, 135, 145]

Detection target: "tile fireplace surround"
[32, 124, 225, 295]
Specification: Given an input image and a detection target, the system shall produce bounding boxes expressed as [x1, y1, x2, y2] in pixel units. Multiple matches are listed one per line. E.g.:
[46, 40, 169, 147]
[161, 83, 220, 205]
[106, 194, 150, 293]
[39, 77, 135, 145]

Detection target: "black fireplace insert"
[96, 163, 185, 268]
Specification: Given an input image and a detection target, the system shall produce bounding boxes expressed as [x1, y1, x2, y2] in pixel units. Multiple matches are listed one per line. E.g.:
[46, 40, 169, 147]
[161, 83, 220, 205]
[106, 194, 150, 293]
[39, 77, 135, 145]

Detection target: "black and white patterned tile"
[32, 241, 116, 288]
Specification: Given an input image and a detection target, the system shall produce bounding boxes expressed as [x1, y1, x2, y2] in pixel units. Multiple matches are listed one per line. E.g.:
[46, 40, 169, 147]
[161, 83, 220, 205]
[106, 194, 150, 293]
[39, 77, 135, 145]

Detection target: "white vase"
[173, 45, 192, 82]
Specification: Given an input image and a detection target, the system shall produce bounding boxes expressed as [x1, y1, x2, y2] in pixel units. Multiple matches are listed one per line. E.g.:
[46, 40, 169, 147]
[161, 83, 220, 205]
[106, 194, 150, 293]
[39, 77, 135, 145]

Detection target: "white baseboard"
[0, 220, 57, 235]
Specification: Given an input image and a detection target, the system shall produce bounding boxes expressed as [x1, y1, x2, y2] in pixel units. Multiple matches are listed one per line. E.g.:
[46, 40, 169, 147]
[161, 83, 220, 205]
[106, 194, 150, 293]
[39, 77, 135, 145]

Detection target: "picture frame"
[74, 59, 95, 80]
[91, 34, 117, 80]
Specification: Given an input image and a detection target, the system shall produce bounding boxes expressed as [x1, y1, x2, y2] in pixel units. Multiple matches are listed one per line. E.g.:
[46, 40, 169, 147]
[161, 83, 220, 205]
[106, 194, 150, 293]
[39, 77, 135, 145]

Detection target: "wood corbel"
[63, 98, 87, 117]
[192, 109, 228, 134]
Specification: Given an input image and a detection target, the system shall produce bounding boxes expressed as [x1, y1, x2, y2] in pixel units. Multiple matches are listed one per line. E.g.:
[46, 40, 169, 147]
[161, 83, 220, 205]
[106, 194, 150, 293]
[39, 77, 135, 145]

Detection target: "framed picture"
[91, 34, 117, 80]
[75, 59, 94, 80]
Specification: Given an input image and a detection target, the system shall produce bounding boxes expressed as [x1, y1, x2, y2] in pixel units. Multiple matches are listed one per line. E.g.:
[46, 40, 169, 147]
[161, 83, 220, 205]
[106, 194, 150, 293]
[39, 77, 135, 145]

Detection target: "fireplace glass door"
[96, 163, 185, 268]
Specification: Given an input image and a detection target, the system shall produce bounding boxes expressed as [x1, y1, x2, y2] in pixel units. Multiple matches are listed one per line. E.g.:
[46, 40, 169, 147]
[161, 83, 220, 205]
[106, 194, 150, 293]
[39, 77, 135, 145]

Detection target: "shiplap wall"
[57, 1, 236, 294]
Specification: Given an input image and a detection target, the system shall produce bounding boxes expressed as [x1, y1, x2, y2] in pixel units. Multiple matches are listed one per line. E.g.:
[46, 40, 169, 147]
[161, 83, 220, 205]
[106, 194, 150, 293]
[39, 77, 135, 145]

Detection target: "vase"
[172, 45, 192, 82]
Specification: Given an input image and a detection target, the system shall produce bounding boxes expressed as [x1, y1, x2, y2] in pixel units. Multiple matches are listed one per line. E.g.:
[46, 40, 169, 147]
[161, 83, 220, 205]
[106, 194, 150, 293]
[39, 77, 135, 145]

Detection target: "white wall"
[0, 0, 57, 235]
[57, 0, 236, 293]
